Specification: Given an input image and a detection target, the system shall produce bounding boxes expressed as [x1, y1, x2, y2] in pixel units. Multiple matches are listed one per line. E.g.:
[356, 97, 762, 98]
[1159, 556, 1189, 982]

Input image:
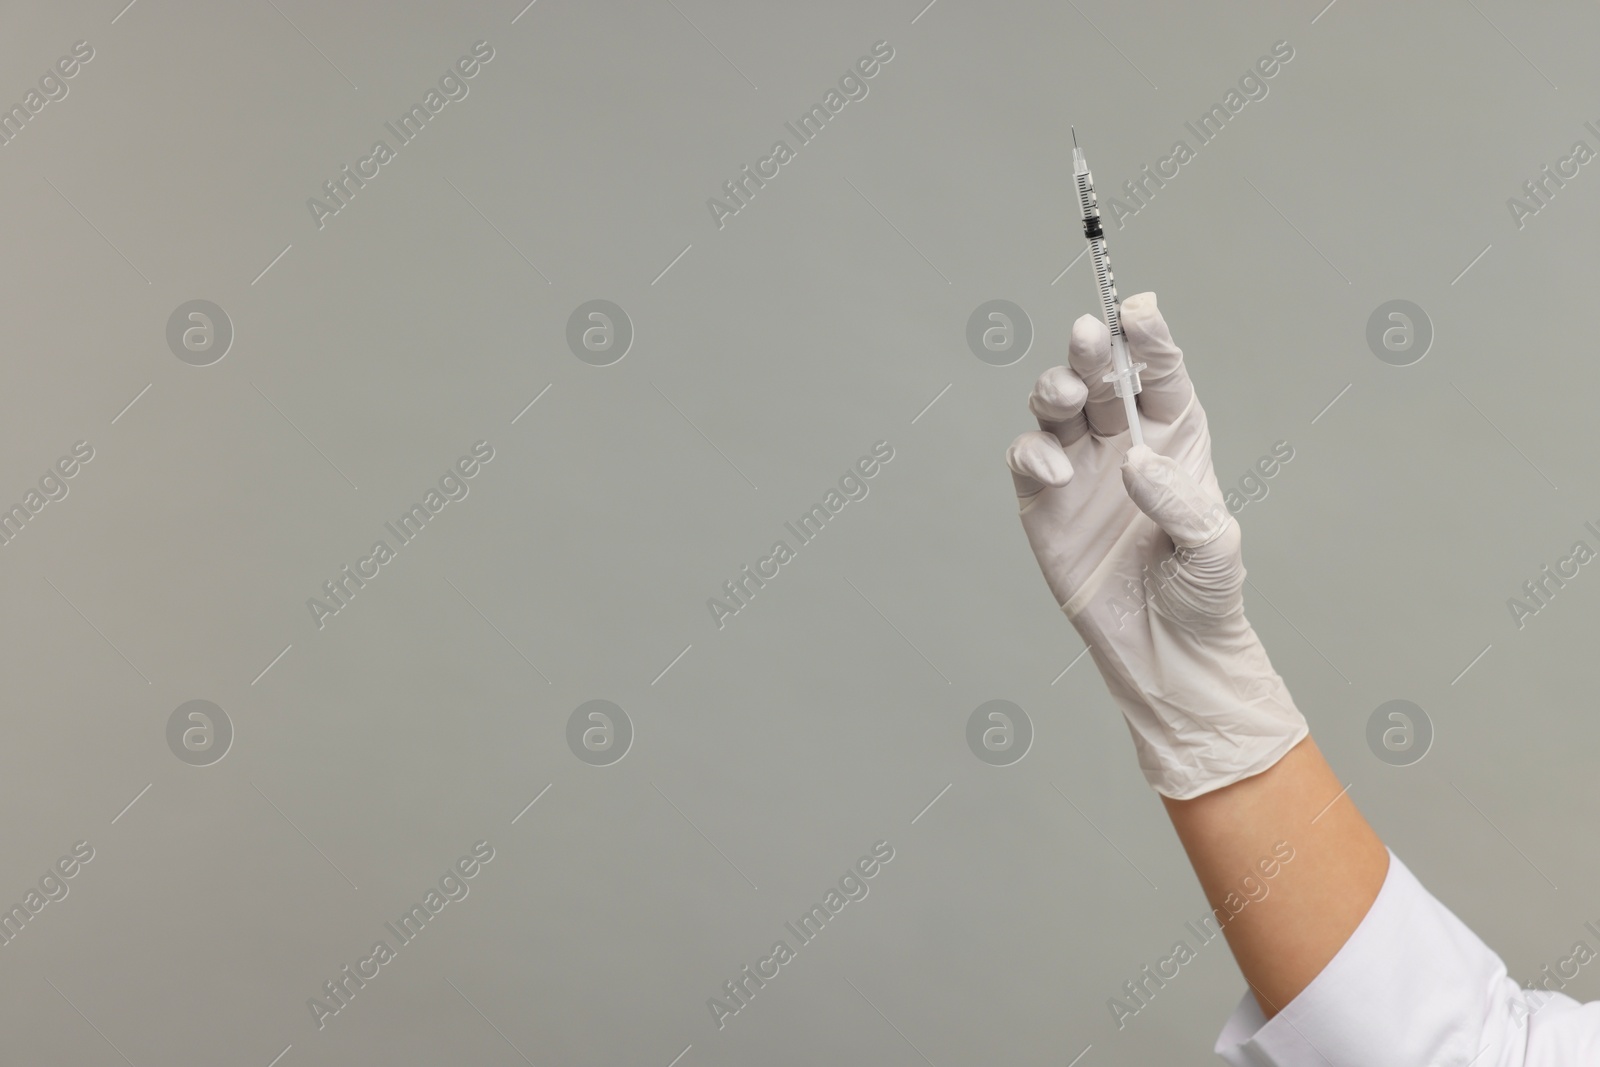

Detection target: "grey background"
[1, 0, 1597, 1063]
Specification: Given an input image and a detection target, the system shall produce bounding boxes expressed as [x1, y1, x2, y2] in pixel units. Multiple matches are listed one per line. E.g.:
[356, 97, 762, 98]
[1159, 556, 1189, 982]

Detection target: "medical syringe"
[1071, 128, 1145, 447]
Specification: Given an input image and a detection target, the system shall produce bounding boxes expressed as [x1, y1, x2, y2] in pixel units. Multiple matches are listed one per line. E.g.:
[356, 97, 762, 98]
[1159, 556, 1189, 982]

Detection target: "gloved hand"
[1005, 291, 1308, 800]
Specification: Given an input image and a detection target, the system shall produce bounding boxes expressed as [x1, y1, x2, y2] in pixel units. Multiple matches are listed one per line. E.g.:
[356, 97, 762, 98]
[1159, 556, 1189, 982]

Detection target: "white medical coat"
[1215, 850, 1600, 1065]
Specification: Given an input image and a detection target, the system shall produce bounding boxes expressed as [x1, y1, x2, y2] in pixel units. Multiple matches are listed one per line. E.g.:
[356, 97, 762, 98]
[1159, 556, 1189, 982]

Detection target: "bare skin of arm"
[1161, 736, 1390, 1018]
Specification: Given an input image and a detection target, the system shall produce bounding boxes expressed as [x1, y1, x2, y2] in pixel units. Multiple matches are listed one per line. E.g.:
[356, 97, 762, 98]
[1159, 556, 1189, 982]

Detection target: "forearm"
[1160, 736, 1388, 1018]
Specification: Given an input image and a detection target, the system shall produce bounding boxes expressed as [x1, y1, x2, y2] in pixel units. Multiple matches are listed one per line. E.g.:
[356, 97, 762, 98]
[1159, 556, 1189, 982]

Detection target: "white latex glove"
[1006, 292, 1308, 800]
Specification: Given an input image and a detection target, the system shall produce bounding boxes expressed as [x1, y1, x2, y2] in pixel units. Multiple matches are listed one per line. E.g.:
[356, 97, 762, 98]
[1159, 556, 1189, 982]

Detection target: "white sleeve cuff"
[1212, 849, 1600, 1067]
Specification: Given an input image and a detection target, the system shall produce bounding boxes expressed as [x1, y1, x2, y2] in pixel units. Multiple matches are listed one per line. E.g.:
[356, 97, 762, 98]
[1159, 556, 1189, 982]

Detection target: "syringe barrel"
[1075, 170, 1123, 322]
[1073, 168, 1101, 239]
[1088, 236, 1124, 342]
[1075, 164, 1142, 398]
[1073, 137, 1146, 446]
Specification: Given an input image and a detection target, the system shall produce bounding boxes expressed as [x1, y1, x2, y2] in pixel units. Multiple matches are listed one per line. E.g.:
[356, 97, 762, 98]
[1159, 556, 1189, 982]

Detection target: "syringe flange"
[1102, 361, 1147, 400]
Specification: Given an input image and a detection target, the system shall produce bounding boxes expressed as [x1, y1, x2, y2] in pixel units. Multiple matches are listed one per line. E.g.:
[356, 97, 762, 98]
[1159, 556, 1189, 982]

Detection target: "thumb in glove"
[1120, 443, 1245, 627]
